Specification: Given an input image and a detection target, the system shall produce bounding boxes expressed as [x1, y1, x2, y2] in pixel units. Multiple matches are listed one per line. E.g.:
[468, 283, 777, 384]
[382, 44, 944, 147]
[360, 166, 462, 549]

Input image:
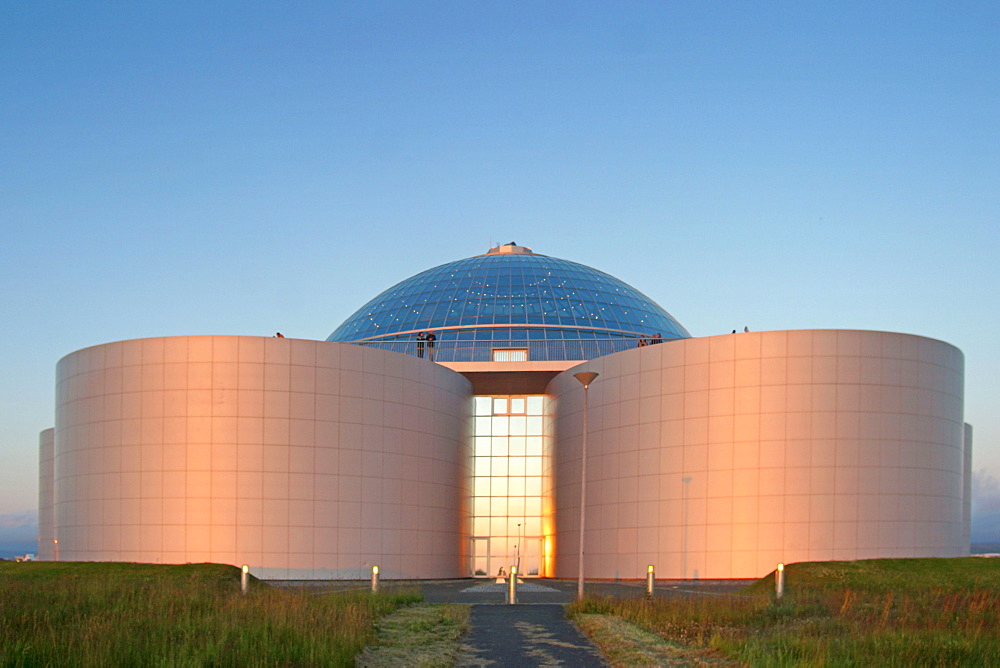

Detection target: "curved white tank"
[51, 336, 471, 579]
[550, 330, 967, 579]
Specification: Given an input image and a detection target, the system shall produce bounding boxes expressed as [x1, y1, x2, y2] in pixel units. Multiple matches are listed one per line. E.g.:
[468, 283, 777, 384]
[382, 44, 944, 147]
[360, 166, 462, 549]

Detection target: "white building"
[39, 243, 971, 579]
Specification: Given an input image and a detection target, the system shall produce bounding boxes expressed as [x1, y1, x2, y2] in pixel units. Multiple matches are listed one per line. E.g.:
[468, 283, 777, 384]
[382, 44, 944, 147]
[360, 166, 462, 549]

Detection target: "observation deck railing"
[340, 337, 672, 363]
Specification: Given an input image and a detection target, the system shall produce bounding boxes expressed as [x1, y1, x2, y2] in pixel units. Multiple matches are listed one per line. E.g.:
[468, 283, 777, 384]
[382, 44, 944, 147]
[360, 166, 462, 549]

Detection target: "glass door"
[470, 537, 490, 577]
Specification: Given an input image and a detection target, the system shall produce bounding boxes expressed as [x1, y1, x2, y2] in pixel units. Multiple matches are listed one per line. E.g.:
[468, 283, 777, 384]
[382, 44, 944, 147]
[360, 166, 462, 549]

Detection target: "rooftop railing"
[341, 337, 672, 362]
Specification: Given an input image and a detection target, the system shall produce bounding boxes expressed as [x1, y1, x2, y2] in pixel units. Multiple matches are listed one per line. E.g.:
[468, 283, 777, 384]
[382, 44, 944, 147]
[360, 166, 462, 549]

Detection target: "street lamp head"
[573, 371, 599, 388]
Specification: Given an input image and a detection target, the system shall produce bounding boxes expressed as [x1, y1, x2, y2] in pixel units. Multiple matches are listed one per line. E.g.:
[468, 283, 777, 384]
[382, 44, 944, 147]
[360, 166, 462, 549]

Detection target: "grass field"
[5, 558, 999, 666]
[569, 557, 1000, 666]
[0, 562, 420, 666]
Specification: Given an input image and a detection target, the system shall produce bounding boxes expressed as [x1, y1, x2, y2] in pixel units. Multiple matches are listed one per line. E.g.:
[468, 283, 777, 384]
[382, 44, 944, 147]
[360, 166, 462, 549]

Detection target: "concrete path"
[457, 604, 607, 667]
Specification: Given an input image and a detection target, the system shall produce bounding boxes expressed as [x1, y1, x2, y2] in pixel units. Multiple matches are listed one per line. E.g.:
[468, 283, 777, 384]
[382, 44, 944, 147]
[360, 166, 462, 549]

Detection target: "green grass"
[569, 557, 1000, 667]
[1, 561, 421, 667]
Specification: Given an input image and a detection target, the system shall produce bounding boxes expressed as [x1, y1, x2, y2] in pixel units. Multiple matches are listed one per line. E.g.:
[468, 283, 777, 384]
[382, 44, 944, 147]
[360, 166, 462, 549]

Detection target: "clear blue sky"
[2, 1, 998, 516]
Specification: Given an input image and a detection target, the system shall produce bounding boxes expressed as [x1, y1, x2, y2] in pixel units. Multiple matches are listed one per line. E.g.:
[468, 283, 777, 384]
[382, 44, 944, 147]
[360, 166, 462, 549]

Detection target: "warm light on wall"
[542, 534, 555, 577]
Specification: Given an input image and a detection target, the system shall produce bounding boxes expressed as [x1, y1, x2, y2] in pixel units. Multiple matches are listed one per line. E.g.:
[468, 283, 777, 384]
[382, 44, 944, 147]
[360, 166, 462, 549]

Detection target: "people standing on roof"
[652, 333, 662, 344]
[425, 330, 436, 361]
[416, 332, 426, 358]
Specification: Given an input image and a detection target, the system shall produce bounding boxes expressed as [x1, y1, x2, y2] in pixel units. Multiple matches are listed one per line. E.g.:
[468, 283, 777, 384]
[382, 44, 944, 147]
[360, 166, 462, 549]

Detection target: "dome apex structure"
[327, 246, 690, 361]
[484, 241, 533, 255]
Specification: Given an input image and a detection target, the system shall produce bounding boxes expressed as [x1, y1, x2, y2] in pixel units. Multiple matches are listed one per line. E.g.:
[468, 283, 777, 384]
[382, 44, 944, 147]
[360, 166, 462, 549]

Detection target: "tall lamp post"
[573, 371, 598, 600]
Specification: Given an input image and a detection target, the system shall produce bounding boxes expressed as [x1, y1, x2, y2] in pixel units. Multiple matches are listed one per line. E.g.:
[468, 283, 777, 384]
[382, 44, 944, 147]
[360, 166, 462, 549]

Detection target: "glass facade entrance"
[468, 395, 554, 577]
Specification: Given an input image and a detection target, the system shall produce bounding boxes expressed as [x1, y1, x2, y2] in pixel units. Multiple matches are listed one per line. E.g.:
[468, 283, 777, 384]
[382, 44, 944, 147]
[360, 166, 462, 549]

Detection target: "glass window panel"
[492, 397, 508, 414]
[526, 416, 543, 435]
[474, 497, 491, 516]
[508, 477, 525, 496]
[491, 478, 508, 496]
[474, 417, 492, 436]
[508, 457, 526, 477]
[493, 348, 527, 362]
[508, 497, 525, 516]
[491, 416, 509, 436]
[490, 497, 507, 515]
[490, 437, 508, 456]
[510, 397, 526, 414]
[491, 458, 508, 476]
[475, 436, 492, 456]
[525, 477, 542, 496]
[474, 396, 492, 416]
[508, 416, 527, 435]
[474, 478, 491, 496]
[490, 517, 507, 535]
[525, 457, 543, 476]
[524, 516, 542, 534]
[525, 436, 543, 456]
[474, 457, 491, 476]
[474, 518, 490, 535]
[508, 437, 526, 456]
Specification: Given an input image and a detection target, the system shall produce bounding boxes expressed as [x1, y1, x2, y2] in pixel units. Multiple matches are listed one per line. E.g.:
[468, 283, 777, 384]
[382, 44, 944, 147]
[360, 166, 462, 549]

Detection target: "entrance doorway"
[470, 537, 490, 577]
[470, 535, 544, 577]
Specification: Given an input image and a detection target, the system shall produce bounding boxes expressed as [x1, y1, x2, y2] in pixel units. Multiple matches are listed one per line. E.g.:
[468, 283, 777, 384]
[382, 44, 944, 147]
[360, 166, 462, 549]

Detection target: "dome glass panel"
[327, 244, 690, 361]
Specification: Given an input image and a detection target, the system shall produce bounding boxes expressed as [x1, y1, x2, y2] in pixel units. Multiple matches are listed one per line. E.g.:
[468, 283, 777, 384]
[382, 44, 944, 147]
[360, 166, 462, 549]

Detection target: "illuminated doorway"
[469, 395, 554, 577]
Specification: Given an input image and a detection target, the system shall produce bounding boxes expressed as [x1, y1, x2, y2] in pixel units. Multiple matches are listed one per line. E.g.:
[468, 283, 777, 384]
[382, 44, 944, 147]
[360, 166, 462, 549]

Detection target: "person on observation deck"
[425, 330, 436, 360]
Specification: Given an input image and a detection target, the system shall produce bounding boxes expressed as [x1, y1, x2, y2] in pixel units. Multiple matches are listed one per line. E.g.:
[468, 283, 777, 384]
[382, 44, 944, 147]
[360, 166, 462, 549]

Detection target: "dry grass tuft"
[355, 603, 469, 667]
[574, 612, 740, 666]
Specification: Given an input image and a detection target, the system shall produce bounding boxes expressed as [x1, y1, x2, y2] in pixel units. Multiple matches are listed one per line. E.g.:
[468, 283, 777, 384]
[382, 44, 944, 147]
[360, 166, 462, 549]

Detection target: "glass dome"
[327, 243, 690, 361]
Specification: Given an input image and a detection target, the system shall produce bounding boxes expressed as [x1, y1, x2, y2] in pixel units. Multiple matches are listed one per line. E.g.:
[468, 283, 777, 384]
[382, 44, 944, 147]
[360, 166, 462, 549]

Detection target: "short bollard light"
[775, 563, 785, 599]
[372, 565, 380, 593]
[646, 564, 655, 598]
[241, 565, 249, 595]
[508, 566, 518, 605]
